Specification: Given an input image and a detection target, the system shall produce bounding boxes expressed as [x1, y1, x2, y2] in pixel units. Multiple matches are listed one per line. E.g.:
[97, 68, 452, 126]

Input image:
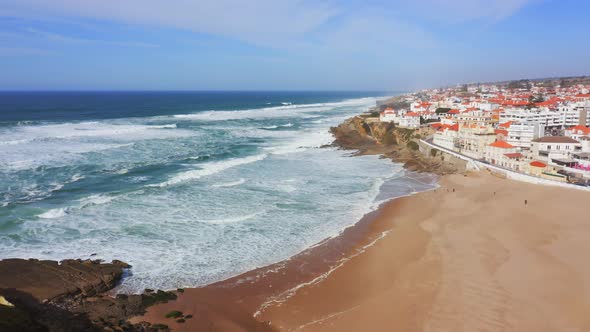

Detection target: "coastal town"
[376, 77, 590, 186]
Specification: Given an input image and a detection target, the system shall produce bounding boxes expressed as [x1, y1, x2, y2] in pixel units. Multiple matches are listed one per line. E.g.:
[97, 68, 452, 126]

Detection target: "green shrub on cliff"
[430, 149, 438, 157]
[407, 141, 419, 151]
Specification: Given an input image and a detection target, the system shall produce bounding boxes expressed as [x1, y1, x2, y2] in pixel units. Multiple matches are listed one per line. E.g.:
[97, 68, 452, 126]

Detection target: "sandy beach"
[137, 171, 590, 331]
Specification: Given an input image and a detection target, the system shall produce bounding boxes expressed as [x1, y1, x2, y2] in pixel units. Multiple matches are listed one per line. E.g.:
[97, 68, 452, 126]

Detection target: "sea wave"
[0, 122, 187, 145]
[38, 208, 68, 219]
[199, 211, 264, 224]
[172, 97, 379, 122]
[211, 178, 246, 188]
[259, 123, 293, 130]
[152, 154, 268, 188]
[37, 194, 117, 219]
[146, 124, 177, 129]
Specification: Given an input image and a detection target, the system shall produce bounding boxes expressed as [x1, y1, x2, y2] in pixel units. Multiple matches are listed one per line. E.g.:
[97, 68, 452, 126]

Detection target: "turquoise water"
[0, 92, 436, 292]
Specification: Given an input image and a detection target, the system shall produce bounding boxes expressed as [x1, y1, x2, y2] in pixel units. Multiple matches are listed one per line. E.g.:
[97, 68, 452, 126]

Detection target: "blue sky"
[0, 0, 589, 91]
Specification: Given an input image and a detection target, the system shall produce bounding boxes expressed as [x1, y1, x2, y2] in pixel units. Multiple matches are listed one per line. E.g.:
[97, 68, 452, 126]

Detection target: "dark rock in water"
[0, 258, 172, 332]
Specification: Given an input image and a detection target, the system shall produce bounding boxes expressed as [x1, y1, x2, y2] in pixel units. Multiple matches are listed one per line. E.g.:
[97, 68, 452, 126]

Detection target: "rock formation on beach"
[0, 259, 176, 332]
[330, 115, 466, 175]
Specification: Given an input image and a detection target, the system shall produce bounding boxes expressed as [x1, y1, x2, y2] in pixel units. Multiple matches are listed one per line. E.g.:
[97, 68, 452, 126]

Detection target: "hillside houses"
[384, 78, 590, 181]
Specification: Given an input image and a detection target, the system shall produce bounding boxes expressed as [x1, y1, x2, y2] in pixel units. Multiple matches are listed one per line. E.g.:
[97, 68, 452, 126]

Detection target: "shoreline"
[135, 170, 590, 331]
[132, 171, 437, 331]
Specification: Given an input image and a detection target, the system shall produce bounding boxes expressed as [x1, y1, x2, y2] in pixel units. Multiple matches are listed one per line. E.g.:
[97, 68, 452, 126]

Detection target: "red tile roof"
[530, 161, 547, 168]
[495, 129, 508, 136]
[489, 140, 514, 149]
[568, 125, 590, 135]
[532, 136, 580, 143]
[504, 153, 523, 159]
[502, 100, 529, 107]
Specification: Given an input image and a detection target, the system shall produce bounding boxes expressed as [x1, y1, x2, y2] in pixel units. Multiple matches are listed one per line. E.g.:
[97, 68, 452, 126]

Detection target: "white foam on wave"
[172, 97, 379, 122]
[78, 194, 116, 208]
[260, 123, 292, 130]
[0, 122, 185, 144]
[263, 129, 333, 155]
[0, 120, 193, 172]
[50, 182, 64, 191]
[199, 211, 263, 224]
[70, 173, 85, 182]
[37, 194, 117, 219]
[147, 124, 177, 129]
[114, 168, 129, 175]
[211, 178, 246, 188]
[153, 154, 268, 188]
[38, 208, 68, 219]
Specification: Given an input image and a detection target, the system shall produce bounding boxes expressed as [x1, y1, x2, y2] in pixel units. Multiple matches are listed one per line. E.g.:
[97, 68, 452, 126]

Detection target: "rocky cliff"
[330, 115, 465, 175]
[0, 259, 177, 332]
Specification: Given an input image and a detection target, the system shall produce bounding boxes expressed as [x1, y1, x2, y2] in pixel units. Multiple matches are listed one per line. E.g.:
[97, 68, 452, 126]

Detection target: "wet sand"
[136, 172, 590, 331]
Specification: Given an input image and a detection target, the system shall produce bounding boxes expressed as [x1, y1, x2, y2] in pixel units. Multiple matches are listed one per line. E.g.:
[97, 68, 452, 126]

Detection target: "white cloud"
[316, 9, 436, 51]
[25, 28, 160, 48]
[0, 0, 537, 53]
[397, 0, 538, 22]
[0, 0, 339, 47]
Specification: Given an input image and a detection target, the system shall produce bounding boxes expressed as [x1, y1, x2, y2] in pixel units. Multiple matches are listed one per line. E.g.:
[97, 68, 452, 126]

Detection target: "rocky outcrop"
[0, 258, 129, 304]
[0, 259, 176, 332]
[330, 116, 465, 175]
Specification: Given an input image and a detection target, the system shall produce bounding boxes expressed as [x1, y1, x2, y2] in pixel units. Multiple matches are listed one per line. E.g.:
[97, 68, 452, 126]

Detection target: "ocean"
[0, 91, 437, 292]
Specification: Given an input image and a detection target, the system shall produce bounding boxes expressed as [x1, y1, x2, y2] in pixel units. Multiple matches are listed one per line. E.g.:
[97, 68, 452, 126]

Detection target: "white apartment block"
[500, 109, 562, 127]
[506, 122, 545, 149]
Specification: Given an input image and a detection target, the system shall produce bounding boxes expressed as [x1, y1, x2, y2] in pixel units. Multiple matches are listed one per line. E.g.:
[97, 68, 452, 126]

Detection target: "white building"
[433, 124, 459, 150]
[379, 108, 397, 123]
[565, 125, 590, 140]
[398, 112, 421, 129]
[485, 140, 519, 166]
[555, 102, 590, 127]
[530, 136, 581, 166]
[477, 102, 500, 111]
[505, 122, 545, 149]
[500, 109, 562, 127]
